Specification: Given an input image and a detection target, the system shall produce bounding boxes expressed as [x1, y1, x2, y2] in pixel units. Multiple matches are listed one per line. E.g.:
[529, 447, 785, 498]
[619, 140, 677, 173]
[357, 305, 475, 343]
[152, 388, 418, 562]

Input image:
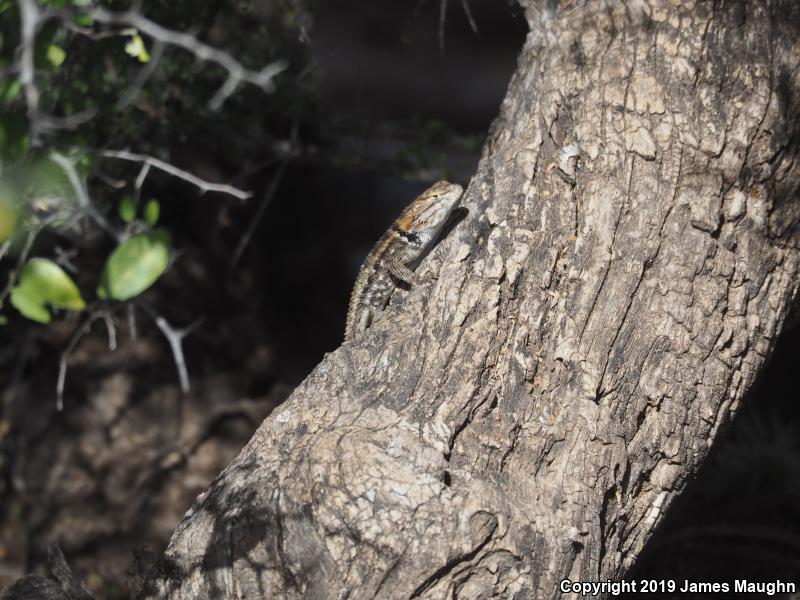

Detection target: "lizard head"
[397, 180, 463, 235]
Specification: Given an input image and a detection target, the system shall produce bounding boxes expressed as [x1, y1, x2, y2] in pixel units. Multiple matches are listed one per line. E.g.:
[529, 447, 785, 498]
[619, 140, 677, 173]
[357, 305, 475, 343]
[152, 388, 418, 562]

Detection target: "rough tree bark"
[140, 2, 800, 598]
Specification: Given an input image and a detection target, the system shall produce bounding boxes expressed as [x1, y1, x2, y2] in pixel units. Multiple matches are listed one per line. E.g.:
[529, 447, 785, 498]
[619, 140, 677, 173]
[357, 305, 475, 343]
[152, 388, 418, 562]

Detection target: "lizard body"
[344, 180, 463, 341]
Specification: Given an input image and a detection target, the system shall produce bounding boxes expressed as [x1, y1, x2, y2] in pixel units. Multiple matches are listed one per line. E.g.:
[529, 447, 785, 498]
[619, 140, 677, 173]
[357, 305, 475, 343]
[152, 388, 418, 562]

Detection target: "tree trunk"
[140, 2, 800, 598]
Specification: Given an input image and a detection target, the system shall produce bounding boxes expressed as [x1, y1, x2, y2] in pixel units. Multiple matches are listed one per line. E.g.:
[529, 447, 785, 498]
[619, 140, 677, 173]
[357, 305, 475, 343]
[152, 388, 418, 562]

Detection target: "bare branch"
[83, 7, 288, 110]
[103, 312, 118, 351]
[16, 0, 97, 142]
[42, 110, 98, 131]
[141, 306, 203, 394]
[230, 157, 289, 268]
[16, 0, 41, 142]
[127, 304, 138, 340]
[94, 170, 127, 189]
[49, 151, 121, 241]
[53, 246, 79, 273]
[115, 40, 165, 111]
[0, 240, 11, 263]
[57, 312, 101, 411]
[134, 300, 202, 394]
[50, 153, 91, 208]
[13, 0, 286, 142]
[56, 309, 119, 410]
[460, 0, 479, 35]
[438, 0, 448, 53]
[156, 318, 196, 393]
[208, 74, 241, 111]
[133, 160, 151, 202]
[101, 149, 253, 201]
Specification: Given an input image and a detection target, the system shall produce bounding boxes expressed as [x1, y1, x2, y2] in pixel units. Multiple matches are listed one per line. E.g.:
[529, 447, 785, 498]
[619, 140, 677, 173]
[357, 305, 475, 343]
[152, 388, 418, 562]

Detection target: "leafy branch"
[11, 0, 288, 145]
[0, 0, 295, 406]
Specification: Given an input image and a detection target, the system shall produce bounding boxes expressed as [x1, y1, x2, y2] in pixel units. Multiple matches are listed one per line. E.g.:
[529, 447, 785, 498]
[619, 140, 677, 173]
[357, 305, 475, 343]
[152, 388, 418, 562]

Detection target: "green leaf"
[18, 158, 75, 211]
[124, 33, 150, 63]
[0, 314, 7, 326]
[33, 23, 59, 69]
[17, 258, 86, 309]
[0, 196, 17, 242]
[0, 79, 21, 104]
[97, 232, 169, 301]
[10, 258, 86, 323]
[46, 44, 66, 67]
[119, 196, 136, 223]
[10, 287, 51, 323]
[143, 198, 160, 226]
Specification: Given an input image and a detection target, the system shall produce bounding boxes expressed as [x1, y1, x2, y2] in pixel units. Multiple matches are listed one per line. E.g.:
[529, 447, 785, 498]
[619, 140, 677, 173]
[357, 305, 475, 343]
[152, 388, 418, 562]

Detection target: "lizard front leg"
[387, 259, 418, 287]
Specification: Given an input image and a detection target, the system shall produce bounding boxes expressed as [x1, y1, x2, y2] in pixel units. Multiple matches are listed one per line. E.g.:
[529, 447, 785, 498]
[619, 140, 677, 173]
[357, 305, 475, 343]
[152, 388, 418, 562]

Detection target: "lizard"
[344, 180, 464, 341]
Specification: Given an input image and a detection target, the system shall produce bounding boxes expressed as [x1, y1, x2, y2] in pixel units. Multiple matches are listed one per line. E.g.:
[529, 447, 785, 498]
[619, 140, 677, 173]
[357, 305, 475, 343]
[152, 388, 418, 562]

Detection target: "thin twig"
[116, 39, 165, 110]
[230, 157, 289, 268]
[155, 316, 203, 393]
[53, 246, 79, 273]
[57, 311, 103, 410]
[50, 153, 90, 206]
[101, 149, 253, 201]
[0, 240, 11, 262]
[56, 308, 118, 410]
[438, 0, 448, 53]
[94, 170, 127, 189]
[133, 160, 151, 203]
[62, 22, 134, 39]
[137, 302, 203, 393]
[41, 110, 97, 131]
[103, 312, 118, 351]
[49, 151, 121, 241]
[127, 303, 138, 340]
[460, 0, 479, 35]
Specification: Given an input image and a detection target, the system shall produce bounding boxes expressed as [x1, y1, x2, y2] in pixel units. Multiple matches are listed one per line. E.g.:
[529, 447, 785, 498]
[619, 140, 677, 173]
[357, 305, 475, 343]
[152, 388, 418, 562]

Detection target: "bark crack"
[407, 516, 497, 599]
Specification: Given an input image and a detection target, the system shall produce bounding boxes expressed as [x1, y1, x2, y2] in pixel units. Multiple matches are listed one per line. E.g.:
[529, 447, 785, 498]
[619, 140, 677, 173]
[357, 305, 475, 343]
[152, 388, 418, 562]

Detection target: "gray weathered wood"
[140, 2, 800, 598]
